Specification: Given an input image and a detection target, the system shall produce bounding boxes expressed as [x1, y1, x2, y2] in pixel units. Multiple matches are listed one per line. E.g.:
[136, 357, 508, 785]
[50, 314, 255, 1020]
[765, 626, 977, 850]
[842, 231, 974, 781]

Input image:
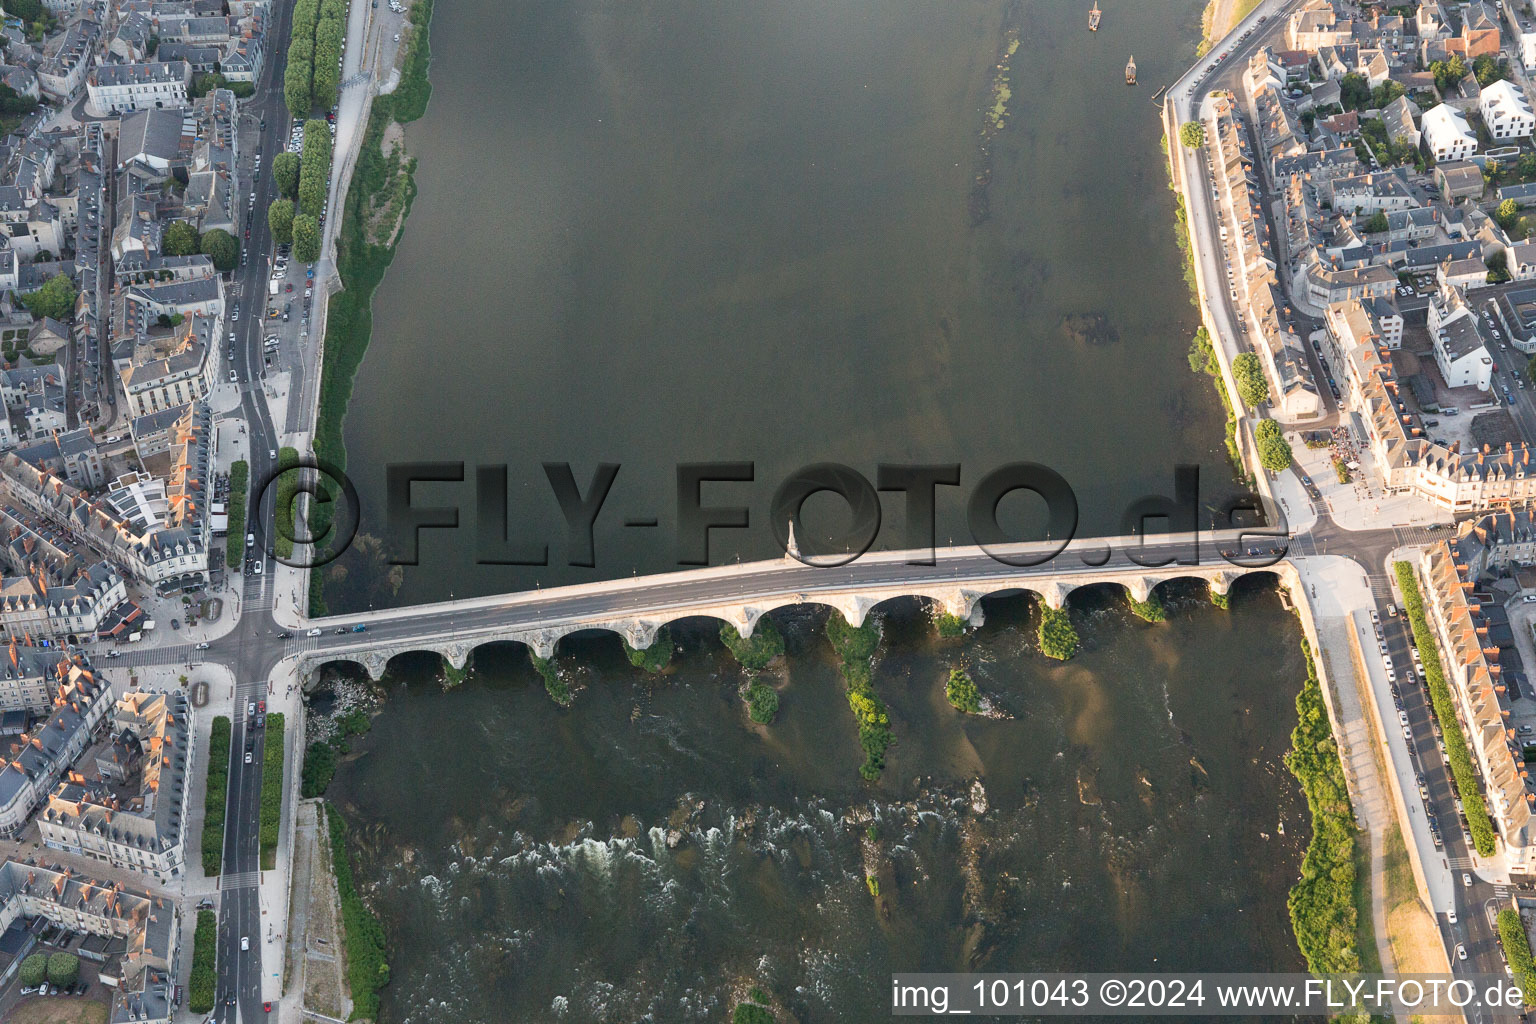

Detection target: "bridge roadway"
[117, 521, 1411, 686]
[280, 528, 1294, 673]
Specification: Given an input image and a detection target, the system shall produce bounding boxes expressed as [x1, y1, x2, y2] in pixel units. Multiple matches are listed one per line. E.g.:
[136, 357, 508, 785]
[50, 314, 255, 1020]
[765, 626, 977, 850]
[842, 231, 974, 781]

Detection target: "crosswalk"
[220, 870, 260, 890]
[1368, 574, 1394, 602]
[1450, 855, 1476, 870]
[1394, 525, 1445, 548]
[1496, 884, 1512, 900]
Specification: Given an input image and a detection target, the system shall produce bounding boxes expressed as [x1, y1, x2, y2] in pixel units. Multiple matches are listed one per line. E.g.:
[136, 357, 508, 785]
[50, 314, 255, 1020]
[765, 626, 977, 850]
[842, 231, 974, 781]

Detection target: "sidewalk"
[1289, 424, 1450, 531]
[259, 657, 307, 1008]
[1293, 555, 1453, 972]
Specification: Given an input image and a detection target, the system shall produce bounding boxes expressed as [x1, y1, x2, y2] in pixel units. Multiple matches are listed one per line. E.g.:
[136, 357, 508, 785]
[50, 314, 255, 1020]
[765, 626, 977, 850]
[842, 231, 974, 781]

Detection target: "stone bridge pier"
[297, 559, 1299, 680]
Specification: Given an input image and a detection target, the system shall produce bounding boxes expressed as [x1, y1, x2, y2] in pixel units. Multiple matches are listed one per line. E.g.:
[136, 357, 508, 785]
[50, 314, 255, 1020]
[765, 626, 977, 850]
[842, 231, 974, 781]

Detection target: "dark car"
[278, 631, 293, 639]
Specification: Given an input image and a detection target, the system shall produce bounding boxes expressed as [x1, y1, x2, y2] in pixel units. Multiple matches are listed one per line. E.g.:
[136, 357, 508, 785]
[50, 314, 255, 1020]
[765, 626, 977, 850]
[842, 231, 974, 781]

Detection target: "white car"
[1463, 872, 1473, 887]
[1448, 909, 1458, 924]
[241, 936, 250, 951]
[308, 627, 322, 637]
[244, 751, 252, 764]
[1398, 711, 1409, 727]
[196, 641, 210, 650]
[1457, 943, 1467, 961]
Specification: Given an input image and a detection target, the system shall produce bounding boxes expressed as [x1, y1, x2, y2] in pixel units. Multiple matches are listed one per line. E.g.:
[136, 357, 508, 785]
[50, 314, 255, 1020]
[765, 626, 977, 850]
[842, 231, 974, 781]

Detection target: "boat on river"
[1125, 54, 1137, 84]
[1089, 2, 1101, 30]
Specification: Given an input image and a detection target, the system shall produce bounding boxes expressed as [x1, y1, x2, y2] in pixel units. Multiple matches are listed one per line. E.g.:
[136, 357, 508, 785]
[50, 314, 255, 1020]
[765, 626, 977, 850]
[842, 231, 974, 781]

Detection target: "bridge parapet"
[297, 557, 1297, 681]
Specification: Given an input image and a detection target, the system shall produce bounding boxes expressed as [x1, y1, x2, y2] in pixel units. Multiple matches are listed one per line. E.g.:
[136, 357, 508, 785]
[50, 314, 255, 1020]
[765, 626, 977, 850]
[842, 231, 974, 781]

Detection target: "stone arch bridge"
[293, 531, 1298, 681]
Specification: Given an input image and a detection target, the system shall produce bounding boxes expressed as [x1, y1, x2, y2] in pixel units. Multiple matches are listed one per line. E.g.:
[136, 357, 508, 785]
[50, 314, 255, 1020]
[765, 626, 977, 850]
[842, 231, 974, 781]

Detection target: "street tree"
[268, 199, 295, 245]
[273, 151, 300, 198]
[199, 228, 238, 272]
[292, 213, 321, 263]
[1179, 120, 1206, 149]
[1232, 352, 1270, 408]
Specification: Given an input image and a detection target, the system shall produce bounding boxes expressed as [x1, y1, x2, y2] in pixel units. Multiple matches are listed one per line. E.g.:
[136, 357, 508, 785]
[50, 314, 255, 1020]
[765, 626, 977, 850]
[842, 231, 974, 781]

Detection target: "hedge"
[328, 805, 390, 1019]
[189, 910, 217, 1012]
[1285, 640, 1361, 975]
[18, 953, 45, 987]
[1500, 908, 1536, 1005]
[259, 712, 286, 869]
[47, 952, 78, 987]
[202, 716, 232, 875]
[225, 460, 247, 568]
[1394, 562, 1499, 856]
[273, 447, 301, 559]
[283, 0, 320, 116]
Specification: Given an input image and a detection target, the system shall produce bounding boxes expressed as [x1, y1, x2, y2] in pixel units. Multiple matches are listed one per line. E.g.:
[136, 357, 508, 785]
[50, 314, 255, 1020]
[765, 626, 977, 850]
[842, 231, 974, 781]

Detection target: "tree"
[1363, 210, 1389, 233]
[1500, 198, 1521, 230]
[199, 228, 238, 271]
[1370, 80, 1404, 110]
[46, 952, 79, 987]
[273, 151, 300, 199]
[292, 213, 321, 263]
[1489, 249, 1512, 284]
[1038, 606, 1079, 660]
[745, 681, 779, 724]
[1431, 55, 1468, 92]
[1475, 54, 1508, 87]
[1339, 72, 1371, 111]
[1179, 120, 1206, 149]
[18, 953, 46, 988]
[1521, 153, 1536, 181]
[1256, 418, 1293, 472]
[19, 272, 76, 321]
[945, 668, 981, 713]
[719, 617, 784, 670]
[623, 627, 673, 673]
[162, 219, 199, 256]
[1232, 352, 1270, 408]
[268, 198, 295, 245]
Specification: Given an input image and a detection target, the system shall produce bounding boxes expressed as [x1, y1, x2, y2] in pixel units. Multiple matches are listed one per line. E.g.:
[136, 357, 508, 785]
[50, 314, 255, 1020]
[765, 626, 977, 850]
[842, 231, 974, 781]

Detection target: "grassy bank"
[1393, 562, 1499, 856]
[308, 0, 434, 615]
[326, 804, 390, 1019]
[225, 460, 247, 568]
[202, 716, 231, 875]
[1285, 641, 1362, 977]
[259, 712, 286, 870]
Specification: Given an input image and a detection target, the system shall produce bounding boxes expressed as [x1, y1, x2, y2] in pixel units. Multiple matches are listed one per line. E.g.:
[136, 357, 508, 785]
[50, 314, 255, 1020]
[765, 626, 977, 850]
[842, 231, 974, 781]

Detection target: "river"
[337, 0, 1246, 605]
[321, 0, 1316, 1019]
[325, 584, 1310, 1021]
